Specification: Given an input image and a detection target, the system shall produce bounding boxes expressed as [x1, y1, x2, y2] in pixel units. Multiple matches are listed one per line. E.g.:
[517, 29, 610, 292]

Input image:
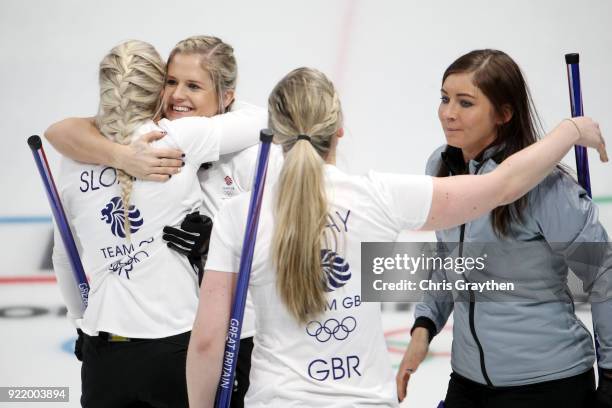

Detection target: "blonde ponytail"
[95, 40, 165, 238]
[268, 68, 343, 323]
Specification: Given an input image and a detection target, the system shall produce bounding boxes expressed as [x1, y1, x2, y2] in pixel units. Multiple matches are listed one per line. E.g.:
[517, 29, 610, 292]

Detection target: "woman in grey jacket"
[397, 49, 612, 408]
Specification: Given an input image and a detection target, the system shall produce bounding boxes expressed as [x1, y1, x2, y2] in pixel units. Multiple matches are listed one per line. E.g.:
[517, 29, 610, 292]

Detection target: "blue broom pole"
[565, 53, 601, 375]
[215, 129, 274, 408]
[27, 135, 89, 310]
[565, 53, 592, 197]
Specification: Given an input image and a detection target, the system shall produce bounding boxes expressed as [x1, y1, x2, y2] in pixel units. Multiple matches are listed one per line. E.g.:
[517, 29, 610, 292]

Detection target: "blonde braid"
[95, 40, 165, 238]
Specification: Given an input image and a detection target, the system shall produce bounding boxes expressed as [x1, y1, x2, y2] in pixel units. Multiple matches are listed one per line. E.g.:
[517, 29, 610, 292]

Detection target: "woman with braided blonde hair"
[51, 38, 271, 408]
[187, 67, 606, 407]
[48, 35, 276, 407]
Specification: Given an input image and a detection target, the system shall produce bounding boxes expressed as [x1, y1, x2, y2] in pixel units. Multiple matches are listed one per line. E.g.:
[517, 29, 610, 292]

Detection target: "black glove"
[596, 370, 612, 408]
[75, 329, 84, 361]
[163, 211, 213, 285]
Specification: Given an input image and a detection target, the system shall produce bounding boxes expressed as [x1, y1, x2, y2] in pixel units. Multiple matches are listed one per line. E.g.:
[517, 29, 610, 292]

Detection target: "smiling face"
[438, 72, 502, 162]
[162, 53, 220, 119]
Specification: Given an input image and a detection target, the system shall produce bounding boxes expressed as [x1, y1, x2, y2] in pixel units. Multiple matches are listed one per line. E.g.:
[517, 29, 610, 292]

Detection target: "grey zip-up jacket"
[414, 144, 612, 387]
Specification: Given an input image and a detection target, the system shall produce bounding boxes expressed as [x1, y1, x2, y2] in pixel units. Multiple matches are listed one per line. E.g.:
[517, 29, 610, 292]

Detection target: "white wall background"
[1, 0, 611, 273]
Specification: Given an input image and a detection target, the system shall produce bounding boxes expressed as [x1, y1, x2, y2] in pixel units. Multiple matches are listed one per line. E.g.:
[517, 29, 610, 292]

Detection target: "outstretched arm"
[44, 117, 183, 181]
[422, 117, 607, 231]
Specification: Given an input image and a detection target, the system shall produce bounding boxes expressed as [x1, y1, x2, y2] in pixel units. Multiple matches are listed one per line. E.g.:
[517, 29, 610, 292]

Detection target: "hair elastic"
[297, 134, 311, 142]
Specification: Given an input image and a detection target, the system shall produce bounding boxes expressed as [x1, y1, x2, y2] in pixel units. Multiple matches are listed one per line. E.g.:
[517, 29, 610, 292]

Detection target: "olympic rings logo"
[306, 316, 357, 342]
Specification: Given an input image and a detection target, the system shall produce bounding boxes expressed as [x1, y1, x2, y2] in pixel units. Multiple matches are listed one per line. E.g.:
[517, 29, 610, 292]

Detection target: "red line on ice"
[0, 275, 57, 284]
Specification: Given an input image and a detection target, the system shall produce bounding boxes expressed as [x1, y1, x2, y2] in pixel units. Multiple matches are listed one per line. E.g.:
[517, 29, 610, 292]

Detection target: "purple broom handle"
[215, 129, 274, 408]
[565, 53, 602, 371]
[565, 53, 592, 198]
[27, 135, 89, 310]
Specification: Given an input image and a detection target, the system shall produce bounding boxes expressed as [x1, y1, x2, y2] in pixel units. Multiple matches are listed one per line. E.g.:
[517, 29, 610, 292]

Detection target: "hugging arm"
[45, 117, 184, 181]
[44, 103, 265, 181]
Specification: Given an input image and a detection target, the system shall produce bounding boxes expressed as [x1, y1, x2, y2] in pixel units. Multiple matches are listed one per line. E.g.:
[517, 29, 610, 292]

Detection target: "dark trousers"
[80, 332, 254, 408]
[231, 337, 254, 408]
[80, 331, 190, 408]
[445, 369, 596, 408]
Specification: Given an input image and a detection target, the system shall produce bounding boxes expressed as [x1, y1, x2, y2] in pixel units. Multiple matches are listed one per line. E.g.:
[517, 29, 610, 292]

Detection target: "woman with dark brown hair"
[398, 49, 612, 408]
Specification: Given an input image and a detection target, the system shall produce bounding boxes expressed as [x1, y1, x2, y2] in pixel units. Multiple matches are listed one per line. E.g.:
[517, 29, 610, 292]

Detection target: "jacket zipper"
[453, 160, 493, 387]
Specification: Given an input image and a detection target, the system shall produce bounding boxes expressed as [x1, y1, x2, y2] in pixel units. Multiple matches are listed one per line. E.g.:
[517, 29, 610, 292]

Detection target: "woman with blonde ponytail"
[188, 67, 606, 407]
[47, 35, 278, 407]
[270, 72, 343, 324]
[51, 38, 272, 408]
